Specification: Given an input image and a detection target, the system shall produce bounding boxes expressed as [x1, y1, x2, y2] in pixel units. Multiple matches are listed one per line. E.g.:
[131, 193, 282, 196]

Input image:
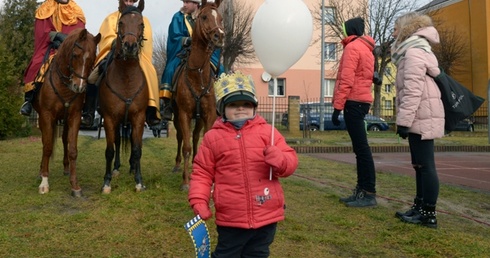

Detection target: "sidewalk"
[308, 152, 490, 193]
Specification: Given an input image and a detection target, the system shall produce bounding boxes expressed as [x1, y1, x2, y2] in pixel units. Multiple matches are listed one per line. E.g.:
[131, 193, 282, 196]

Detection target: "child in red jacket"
[188, 71, 298, 257]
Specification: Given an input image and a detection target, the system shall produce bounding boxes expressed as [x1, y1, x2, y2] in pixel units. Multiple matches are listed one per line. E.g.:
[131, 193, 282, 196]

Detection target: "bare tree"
[152, 32, 167, 81]
[220, 0, 255, 73]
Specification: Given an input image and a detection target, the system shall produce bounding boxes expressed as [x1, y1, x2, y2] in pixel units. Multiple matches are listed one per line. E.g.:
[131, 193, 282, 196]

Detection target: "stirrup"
[20, 101, 32, 116]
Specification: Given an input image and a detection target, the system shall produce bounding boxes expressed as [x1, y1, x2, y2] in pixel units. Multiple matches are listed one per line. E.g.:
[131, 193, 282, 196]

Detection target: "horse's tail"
[121, 124, 131, 154]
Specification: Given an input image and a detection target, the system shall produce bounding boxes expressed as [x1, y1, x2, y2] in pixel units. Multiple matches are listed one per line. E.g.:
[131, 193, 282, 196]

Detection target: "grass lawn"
[0, 130, 489, 257]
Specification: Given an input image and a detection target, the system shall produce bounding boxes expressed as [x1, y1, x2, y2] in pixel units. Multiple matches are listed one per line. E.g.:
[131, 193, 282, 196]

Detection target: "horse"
[32, 28, 100, 197]
[98, 3, 148, 194]
[172, 0, 224, 190]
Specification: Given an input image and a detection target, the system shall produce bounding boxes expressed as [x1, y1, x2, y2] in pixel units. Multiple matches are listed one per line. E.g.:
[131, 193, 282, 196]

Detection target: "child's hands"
[264, 145, 285, 171]
[192, 203, 212, 220]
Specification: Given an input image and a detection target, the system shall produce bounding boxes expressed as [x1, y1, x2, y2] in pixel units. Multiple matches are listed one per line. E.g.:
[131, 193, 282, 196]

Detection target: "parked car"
[452, 119, 475, 132]
[281, 111, 390, 131]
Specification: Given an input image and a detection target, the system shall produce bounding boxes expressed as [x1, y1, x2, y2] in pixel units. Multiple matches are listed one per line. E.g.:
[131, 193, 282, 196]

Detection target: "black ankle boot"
[81, 84, 97, 127]
[400, 204, 437, 229]
[395, 197, 423, 219]
[20, 90, 35, 116]
[161, 97, 173, 121]
[339, 185, 360, 203]
[345, 189, 377, 207]
[146, 106, 161, 126]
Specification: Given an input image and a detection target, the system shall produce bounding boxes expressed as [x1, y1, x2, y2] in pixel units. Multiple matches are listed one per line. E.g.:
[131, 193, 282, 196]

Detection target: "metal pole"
[319, 0, 326, 131]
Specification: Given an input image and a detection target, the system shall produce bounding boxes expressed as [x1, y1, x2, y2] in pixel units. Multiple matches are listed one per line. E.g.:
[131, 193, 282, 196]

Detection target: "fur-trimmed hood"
[395, 14, 439, 46]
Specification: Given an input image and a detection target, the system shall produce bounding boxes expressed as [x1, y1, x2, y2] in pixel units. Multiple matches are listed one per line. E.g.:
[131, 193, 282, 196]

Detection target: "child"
[188, 71, 298, 257]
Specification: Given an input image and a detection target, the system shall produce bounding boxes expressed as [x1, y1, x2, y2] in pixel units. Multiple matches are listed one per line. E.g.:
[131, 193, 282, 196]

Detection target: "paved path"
[308, 152, 490, 193]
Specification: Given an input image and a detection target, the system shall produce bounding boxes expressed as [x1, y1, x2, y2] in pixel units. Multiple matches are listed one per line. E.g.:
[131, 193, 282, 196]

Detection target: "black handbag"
[429, 69, 485, 132]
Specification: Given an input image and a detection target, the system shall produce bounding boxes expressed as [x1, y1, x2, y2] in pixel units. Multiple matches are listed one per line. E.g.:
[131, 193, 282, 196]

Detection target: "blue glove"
[332, 109, 341, 126]
[396, 125, 409, 139]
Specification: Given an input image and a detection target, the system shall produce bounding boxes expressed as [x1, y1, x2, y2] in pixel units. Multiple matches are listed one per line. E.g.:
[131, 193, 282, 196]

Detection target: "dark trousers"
[408, 133, 439, 205]
[212, 223, 277, 258]
[344, 101, 376, 193]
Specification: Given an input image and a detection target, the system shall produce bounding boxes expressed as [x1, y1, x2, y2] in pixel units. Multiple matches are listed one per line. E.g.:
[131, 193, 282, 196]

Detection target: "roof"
[418, 0, 457, 11]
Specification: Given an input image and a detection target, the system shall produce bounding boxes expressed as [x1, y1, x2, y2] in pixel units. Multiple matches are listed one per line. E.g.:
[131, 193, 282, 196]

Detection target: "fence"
[256, 96, 489, 131]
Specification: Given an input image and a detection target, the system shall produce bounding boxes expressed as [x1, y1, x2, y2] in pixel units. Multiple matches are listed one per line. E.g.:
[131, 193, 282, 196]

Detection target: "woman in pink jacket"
[332, 17, 377, 207]
[392, 12, 445, 229]
[188, 71, 298, 257]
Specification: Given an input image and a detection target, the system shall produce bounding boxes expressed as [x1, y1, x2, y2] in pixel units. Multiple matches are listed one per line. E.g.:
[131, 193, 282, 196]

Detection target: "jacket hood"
[395, 14, 438, 45]
[413, 26, 440, 44]
[343, 17, 365, 37]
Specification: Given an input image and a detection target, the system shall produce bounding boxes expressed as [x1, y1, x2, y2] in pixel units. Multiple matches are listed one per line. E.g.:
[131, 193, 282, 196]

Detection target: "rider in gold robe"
[83, 0, 160, 126]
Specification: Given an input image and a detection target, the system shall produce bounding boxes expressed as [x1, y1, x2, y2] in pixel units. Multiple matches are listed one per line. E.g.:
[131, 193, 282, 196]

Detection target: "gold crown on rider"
[214, 71, 256, 104]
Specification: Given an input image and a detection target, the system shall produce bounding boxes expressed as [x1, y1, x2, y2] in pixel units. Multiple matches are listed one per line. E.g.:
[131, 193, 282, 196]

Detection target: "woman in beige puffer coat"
[391, 12, 444, 229]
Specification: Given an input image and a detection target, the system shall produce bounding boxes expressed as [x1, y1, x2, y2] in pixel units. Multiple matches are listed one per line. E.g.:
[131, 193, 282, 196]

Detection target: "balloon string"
[270, 77, 277, 181]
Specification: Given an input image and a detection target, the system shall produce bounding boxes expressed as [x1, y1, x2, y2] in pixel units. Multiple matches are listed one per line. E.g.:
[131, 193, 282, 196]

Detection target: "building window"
[322, 7, 336, 25]
[384, 99, 392, 109]
[324, 43, 337, 61]
[268, 78, 285, 96]
[385, 67, 392, 76]
[323, 79, 335, 97]
[384, 84, 392, 93]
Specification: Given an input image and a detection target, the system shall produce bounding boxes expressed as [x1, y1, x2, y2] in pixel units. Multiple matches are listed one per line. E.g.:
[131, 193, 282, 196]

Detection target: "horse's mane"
[57, 28, 85, 61]
[121, 6, 141, 16]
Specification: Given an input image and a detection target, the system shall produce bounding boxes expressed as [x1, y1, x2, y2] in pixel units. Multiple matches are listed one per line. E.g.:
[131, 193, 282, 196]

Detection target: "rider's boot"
[81, 84, 97, 127]
[160, 83, 173, 121]
[20, 90, 35, 116]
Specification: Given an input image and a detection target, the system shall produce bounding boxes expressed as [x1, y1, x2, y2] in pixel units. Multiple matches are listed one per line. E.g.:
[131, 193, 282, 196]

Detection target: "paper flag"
[184, 215, 211, 258]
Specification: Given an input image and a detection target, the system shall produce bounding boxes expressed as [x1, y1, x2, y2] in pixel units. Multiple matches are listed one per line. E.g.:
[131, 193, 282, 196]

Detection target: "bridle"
[116, 10, 145, 59]
[52, 41, 90, 90]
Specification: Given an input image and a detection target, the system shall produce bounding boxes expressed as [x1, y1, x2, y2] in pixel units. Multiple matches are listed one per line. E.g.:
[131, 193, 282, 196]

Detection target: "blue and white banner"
[184, 215, 211, 258]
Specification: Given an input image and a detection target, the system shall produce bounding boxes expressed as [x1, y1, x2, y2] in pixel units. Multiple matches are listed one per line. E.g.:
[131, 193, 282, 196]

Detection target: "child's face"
[224, 101, 255, 120]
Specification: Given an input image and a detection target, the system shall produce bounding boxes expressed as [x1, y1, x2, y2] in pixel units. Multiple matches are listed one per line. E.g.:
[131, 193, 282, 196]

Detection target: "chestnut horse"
[172, 0, 224, 190]
[33, 28, 100, 197]
[98, 3, 148, 193]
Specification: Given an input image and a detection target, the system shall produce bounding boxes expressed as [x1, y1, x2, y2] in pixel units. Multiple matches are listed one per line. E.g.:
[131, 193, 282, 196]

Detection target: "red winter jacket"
[188, 115, 298, 229]
[333, 35, 375, 110]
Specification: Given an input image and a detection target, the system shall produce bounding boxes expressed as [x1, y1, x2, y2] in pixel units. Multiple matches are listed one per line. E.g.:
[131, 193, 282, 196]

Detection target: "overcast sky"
[0, 0, 433, 39]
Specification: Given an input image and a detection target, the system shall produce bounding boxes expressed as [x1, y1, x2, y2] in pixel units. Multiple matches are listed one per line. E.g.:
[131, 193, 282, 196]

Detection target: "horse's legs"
[173, 118, 183, 173]
[112, 125, 122, 177]
[38, 118, 56, 194]
[102, 119, 116, 194]
[62, 123, 70, 176]
[66, 118, 82, 197]
[179, 114, 193, 191]
[192, 120, 204, 162]
[130, 121, 145, 192]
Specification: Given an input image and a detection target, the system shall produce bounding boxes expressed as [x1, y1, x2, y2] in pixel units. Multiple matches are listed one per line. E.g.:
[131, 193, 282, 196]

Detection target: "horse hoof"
[180, 184, 189, 192]
[172, 166, 180, 173]
[112, 170, 120, 177]
[135, 184, 146, 192]
[39, 186, 49, 194]
[71, 189, 83, 197]
[101, 185, 111, 194]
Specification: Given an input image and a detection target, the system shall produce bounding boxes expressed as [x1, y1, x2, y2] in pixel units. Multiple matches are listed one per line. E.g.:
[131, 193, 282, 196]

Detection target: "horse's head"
[117, 4, 145, 59]
[195, 0, 224, 50]
[55, 28, 101, 93]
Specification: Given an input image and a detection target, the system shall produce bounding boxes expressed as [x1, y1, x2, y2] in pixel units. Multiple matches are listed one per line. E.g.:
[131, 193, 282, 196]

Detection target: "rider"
[160, 0, 224, 121]
[84, 0, 161, 126]
[20, 0, 86, 116]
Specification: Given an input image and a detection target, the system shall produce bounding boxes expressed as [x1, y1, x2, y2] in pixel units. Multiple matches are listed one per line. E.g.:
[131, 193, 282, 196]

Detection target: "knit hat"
[343, 17, 365, 37]
[214, 71, 258, 115]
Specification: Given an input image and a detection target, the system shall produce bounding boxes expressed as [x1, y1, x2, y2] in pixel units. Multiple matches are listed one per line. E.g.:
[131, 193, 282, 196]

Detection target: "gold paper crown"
[214, 71, 256, 104]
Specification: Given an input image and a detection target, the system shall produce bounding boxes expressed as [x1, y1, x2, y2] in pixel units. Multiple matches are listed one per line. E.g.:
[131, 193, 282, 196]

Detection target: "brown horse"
[173, 0, 224, 190]
[98, 3, 148, 194]
[33, 28, 100, 197]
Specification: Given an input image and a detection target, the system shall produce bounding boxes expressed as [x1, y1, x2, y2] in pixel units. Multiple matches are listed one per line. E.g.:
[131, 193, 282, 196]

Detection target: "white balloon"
[252, 0, 313, 78]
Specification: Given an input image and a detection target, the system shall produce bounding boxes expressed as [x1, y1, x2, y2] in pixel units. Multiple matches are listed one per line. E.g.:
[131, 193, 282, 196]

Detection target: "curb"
[292, 145, 490, 154]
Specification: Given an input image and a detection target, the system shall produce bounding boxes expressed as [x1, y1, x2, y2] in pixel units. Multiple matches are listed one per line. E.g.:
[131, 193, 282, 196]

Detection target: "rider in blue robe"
[160, 0, 223, 121]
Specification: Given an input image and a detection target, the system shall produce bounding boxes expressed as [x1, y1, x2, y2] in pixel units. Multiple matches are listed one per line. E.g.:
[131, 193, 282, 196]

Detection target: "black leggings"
[408, 133, 439, 205]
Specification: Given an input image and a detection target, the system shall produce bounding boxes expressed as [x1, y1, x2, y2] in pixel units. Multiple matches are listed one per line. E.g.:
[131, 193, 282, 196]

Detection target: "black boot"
[161, 97, 173, 120]
[395, 197, 423, 219]
[339, 185, 360, 203]
[146, 106, 161, 126]
[81, 84, 97, 127]
[20, 90, 35, 116]
[400, 204, 438, 229]
[345, 189, 377, 207]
